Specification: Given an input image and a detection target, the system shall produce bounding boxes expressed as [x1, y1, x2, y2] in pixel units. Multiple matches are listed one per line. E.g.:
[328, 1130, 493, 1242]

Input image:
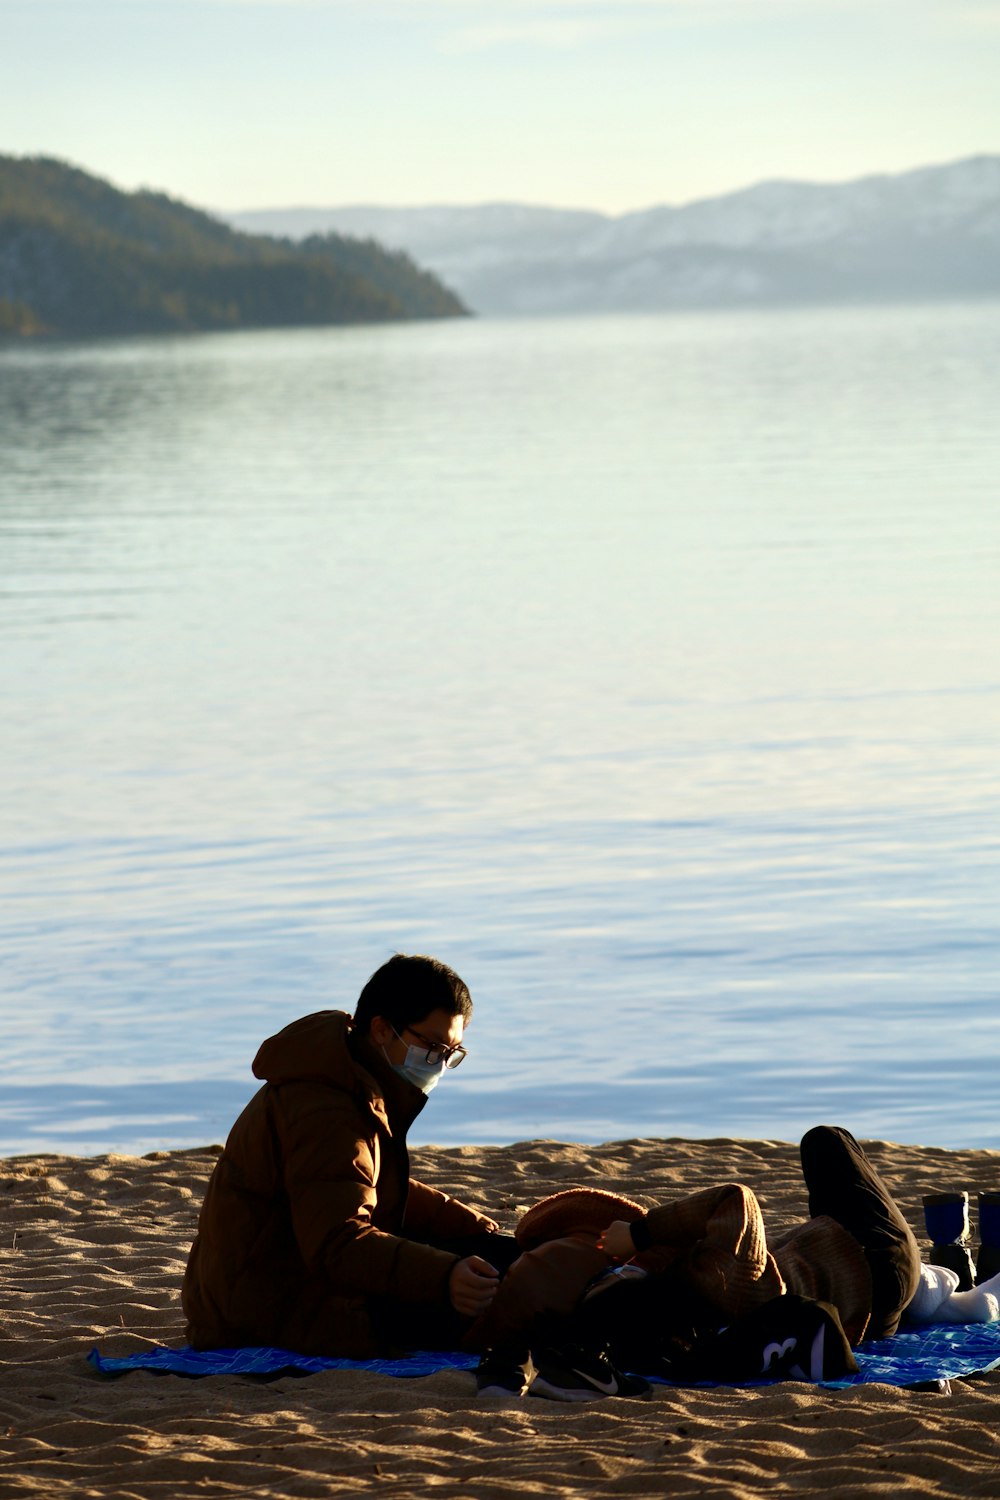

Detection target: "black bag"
[672, 1294, 859, 1384]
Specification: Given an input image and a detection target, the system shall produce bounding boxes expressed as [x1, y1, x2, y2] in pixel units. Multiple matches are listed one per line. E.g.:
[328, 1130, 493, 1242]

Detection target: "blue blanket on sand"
[89, 1322, 1000, 1390]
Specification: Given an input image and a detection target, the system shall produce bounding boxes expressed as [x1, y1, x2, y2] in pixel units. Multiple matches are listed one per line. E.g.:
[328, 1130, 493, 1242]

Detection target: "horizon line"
[219, 149, 1000, 221]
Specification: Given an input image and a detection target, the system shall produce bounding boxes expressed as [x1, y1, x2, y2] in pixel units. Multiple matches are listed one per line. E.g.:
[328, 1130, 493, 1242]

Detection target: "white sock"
[932, 1287, 999, 1324]
[906, 1263, 960, 1323]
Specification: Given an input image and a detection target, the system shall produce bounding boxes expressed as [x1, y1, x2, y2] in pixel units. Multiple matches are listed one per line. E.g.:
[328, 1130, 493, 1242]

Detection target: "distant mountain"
[0, 156, 467, 338]
[230, 157, 1000, 315]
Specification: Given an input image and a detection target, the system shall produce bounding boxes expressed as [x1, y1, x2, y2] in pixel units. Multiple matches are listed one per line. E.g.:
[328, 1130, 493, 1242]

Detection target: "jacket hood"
[251, 1009, 427, 1130]
[252, 1010, 360, 1088]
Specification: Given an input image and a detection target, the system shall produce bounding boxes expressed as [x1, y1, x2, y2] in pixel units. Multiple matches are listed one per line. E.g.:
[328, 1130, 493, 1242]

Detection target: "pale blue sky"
[4, 0, 1000, 214]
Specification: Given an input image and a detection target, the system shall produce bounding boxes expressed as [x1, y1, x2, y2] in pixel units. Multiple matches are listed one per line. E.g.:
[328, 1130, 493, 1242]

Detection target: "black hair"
[353, 953, 473, 1035]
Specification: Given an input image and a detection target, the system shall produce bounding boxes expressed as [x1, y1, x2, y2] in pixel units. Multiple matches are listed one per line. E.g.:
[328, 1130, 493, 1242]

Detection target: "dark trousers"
[800, 1125, 921, 1339]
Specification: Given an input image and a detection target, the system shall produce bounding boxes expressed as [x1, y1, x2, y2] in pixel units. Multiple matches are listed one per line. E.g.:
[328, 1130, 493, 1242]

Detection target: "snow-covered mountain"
[228, 156, 1000, 314]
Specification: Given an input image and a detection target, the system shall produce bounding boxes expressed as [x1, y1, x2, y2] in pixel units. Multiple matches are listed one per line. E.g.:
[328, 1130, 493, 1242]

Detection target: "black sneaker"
[475, 1350, 534, 1398]
[529, 1345, 652, 1402]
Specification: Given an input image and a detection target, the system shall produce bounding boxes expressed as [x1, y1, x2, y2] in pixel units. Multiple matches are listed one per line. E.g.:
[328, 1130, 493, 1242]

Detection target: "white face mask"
[389, 1045, 448, 1095]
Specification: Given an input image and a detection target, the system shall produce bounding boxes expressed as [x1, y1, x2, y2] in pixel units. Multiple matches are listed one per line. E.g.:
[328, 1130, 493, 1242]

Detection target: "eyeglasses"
[396, 1026, 468, 1070]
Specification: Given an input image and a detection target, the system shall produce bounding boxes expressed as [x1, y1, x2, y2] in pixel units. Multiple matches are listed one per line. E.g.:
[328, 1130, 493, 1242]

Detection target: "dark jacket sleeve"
[405, 1179, 497, 1239]
[634, 1184, 786, 1319]
[274, 1085, 459, 1304]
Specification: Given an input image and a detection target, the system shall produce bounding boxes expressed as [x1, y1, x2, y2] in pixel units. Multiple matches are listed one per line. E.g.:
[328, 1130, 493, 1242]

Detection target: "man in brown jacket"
[182, 954, 515, 1358]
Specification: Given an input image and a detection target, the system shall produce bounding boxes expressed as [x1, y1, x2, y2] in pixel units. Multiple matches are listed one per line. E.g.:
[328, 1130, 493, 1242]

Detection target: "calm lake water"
[2, 303, 999, 1157]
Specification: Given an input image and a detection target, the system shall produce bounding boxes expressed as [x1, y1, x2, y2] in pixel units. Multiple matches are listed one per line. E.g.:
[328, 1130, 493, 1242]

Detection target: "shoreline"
[3, 1135, 999, 1498]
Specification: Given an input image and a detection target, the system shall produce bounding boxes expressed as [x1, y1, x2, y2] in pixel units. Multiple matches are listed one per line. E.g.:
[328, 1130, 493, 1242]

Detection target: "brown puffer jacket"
[182, 1010, 494, 1357]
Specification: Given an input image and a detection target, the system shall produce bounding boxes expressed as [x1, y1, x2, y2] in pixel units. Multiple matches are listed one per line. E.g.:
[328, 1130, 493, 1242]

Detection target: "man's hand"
[597, 1219, 638, 1261]
[449, 1255, 499, 1317]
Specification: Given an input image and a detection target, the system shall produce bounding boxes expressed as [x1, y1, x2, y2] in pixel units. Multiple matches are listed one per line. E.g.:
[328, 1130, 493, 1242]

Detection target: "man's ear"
[369, 1015, 394, 1049]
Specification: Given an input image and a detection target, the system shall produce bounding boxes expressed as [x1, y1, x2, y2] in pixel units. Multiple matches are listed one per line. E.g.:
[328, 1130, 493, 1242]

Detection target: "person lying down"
[468, 1126, 1000, 1401]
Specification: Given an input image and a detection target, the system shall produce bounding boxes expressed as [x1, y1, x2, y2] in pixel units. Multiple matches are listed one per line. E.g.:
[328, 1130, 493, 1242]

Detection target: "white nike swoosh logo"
[570, 1367, 619, 1395]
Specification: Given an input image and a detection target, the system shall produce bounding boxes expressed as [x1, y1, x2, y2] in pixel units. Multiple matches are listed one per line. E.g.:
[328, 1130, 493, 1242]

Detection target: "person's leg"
[800, 1125, 921, 1338]
[458, 1233, 610, 1397]
[461, 1233, 611, 1353]
[367, 1294, 470, 1353]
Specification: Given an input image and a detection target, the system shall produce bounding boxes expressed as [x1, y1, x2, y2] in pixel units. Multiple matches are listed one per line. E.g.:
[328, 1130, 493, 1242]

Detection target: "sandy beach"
[2, 1134, 1000, 1498]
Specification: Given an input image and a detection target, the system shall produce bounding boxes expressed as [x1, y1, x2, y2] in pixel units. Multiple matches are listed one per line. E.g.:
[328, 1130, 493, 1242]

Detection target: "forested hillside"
[0, 156, 467, 337]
